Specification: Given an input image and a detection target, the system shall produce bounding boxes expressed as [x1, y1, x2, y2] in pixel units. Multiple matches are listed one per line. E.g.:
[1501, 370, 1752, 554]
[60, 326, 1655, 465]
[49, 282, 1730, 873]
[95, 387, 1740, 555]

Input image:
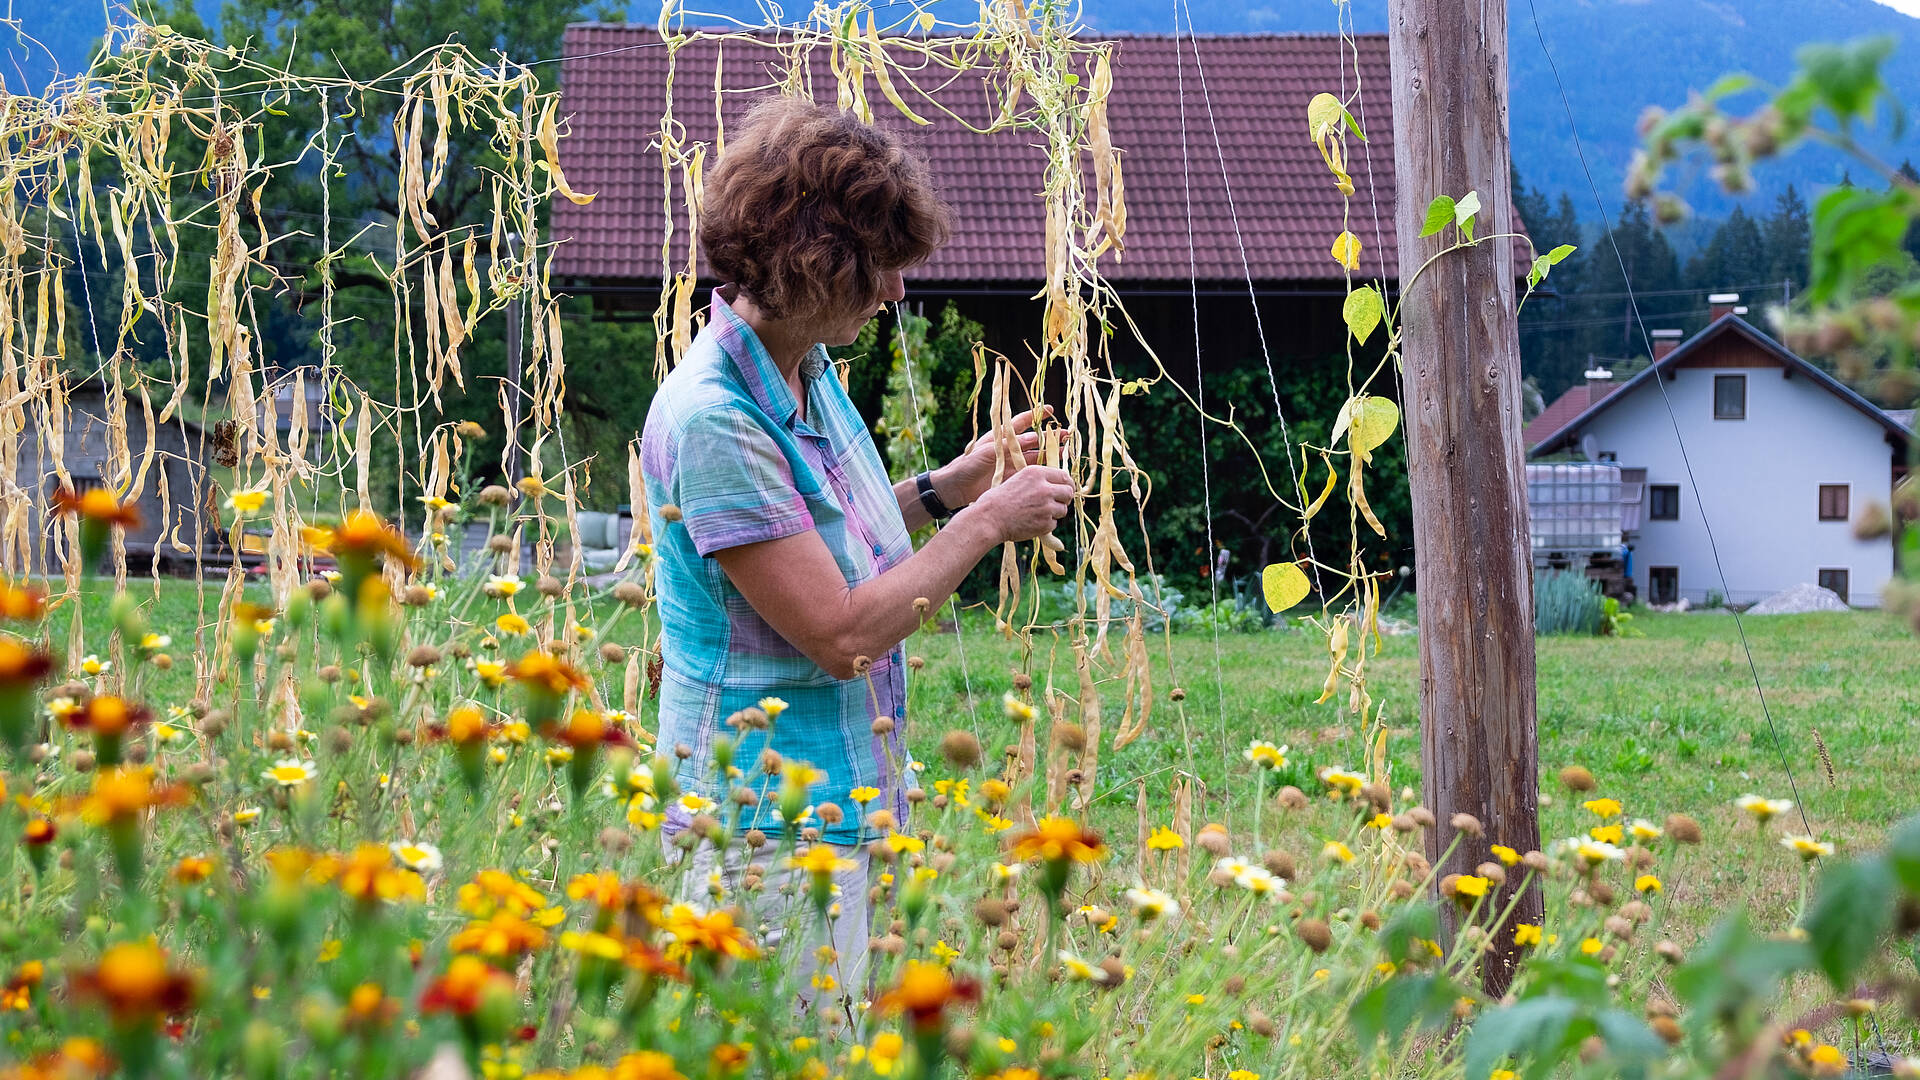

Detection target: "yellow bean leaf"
[1261, 562, 1311, 613]
[1330, 231, 1362, 271]
[1350, 396, 1400, 460]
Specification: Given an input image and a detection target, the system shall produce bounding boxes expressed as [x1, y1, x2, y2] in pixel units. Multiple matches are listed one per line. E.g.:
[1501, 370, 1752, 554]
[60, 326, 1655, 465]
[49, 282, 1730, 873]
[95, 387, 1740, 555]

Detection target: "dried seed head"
[600, 643, 627, 664]
[486, 534, 515, 554]
[1264, 850, 1296, 879]
[871, 716, 895, 736]
[1012, 673, 1033, 691]
[1656, 940, 1685, 964]
[612, 582, 647, 607]
[912, 596, 931, 615]
[1407, 806, 1436, 828]
[1295, 918, 1332, 953]
[1559, 766, 1598, 792]
[996, 931, 1019, 952]
[407, 645, 442, 668]
[1589, 881, 1617, 907]
[268, 730, 294, 752]
[308, 579, 334, 602]
[906, 655, 925, 670]
[1402, 851, 1431, 878]
[744, 829, 767, 849]
[1522, 850, 1550, 872]
[1248, 1010, 1277, 1038]
[674, 742, 693, 760]
[401, 584, 431, 606]
[1389, 880, 1415, 900]
[200, 711, 230, 738]
[940, 730, 983, 769]
[1277, 786, 1309, 810]
[1477, 862, 1507, 886]
[867, 810, 897, 832]
[1620, 900, 1653, 924]
[1169, 687, 1186, 702]
[1664, 813, 1703, 844]
[1054, 723, 1087, 753]
[536, 575, 564, 597]
[1359, 910, 1382, 931]
[731, 788, 758, 807]
[1651, 1016, 1683, 1045]
[325, 728, 353, 754]
[1195, 823, 1231, 856]
[659, 504, 683, 523]
[905, 788, 926, 805]
[479, 485, 512, 506]
[598, 827, 633, 856]
[1450, 813, 1484, 838]
[1438, 873, 1462, 899]
[1605, 915, 1635, 941]
[816, 802, 844, 826]
[1359, 782, 1392, 812]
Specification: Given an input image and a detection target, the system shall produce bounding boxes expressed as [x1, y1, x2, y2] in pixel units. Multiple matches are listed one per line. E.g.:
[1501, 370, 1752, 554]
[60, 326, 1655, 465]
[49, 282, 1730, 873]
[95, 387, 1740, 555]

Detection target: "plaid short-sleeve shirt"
[641, 288, 914, 845]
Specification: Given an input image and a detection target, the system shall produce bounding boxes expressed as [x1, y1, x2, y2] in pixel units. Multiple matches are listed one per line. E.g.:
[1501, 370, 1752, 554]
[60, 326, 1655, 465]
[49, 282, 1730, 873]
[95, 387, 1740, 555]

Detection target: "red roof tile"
[1525, 382, 1619, 451]
[551, 27, 1432, 285]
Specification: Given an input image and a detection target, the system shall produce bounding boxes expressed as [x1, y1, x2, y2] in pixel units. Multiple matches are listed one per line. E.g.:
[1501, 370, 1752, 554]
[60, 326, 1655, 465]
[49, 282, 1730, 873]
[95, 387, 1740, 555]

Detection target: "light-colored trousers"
[667, 835, 877, 1024]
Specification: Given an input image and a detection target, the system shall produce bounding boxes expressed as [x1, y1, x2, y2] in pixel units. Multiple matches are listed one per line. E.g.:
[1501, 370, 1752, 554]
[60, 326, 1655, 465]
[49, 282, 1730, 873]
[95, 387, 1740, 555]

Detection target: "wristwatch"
[914, 471, 954, 520]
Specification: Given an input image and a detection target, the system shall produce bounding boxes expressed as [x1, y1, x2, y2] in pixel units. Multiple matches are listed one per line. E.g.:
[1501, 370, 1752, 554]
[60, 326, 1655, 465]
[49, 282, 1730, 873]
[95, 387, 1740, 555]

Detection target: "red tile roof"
[1526, 382, 1619, 451]
[551, 27, 1431, 285]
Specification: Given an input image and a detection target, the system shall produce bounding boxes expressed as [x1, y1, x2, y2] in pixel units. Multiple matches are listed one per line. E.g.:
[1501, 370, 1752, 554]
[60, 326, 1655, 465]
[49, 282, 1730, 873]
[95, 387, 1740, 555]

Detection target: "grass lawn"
[62, 577, 1919, 949]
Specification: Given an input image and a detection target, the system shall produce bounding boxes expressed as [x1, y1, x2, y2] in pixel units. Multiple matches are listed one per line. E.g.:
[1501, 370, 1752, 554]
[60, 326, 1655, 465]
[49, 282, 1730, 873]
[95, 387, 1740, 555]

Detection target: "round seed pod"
[1664, 813, 1703, 844]
[1277, 786, 1309, 810]
[1295, 918, 1333, 953]
[940, 730, 982, 769]
[536, 575, 564, 598]
[1450, 813, 1484, 838]
[612, 582, 647, 607]
[1558, 766, 1597, 792]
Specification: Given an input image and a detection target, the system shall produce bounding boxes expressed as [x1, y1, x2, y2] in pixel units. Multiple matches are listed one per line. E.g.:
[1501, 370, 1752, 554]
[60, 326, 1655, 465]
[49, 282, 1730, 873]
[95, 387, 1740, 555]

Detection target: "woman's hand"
[965, 465, 1074, 544]
[932, 408, 1051, 509]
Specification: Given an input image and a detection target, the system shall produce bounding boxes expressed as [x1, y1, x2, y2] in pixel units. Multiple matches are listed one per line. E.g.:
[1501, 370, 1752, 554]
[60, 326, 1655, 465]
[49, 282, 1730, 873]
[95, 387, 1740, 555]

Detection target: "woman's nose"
[881, 269, 907, 303]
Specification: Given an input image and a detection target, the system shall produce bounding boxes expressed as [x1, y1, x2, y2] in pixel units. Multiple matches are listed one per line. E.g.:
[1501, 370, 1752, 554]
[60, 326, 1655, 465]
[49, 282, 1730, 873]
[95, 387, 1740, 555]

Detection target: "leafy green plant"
[1536, 570, 1607, 636]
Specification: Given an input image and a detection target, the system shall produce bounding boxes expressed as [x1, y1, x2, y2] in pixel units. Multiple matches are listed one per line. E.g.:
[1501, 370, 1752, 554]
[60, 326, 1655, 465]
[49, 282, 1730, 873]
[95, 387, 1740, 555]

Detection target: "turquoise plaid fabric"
[642, 287, 914, 845]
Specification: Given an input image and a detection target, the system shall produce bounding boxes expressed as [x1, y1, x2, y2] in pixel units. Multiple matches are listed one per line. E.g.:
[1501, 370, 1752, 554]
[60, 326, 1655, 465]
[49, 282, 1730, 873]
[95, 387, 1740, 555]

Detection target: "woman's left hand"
[934, 407, 1052, 509]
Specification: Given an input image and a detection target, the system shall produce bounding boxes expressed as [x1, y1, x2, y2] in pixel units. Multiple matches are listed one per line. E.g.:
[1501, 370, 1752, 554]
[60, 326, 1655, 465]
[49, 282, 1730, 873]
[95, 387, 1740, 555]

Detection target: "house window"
[1597, 451, 1618, 462]
[1818, 568, 1850, 605]
[1713, 374, 1746, 419]
[1649, 484, 1680, 521]
[1818, 484, 1850, 522]
[1649, 566, 1679, 605]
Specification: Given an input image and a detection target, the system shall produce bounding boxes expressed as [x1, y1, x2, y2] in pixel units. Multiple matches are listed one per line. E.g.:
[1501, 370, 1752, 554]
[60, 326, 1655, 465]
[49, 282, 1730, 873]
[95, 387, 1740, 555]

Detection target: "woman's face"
[819, 267, 907, 346]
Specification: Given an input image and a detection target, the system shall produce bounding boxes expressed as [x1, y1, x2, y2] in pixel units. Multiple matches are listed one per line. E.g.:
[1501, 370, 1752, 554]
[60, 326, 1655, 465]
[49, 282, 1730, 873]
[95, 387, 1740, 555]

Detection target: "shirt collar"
[709, 286, 830, 429]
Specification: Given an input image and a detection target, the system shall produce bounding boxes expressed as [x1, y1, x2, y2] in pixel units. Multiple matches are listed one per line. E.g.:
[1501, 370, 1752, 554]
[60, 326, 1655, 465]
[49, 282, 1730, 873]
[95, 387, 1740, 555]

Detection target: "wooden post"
[1386, 0, 1543, 993]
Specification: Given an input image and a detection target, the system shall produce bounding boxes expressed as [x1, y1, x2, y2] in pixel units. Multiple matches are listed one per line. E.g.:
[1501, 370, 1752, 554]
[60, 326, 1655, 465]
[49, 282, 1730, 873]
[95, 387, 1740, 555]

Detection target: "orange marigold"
[1008, 816, 1107, 864]
[70, 942, 196, 1022]
[51, 487, 141, 528]
[508, 651, 591, 697]
[872, 960, 980, 1033]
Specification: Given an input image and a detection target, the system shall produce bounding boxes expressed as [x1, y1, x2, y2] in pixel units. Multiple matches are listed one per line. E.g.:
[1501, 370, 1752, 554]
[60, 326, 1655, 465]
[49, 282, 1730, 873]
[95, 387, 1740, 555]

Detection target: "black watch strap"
[915, 471, 954, 520]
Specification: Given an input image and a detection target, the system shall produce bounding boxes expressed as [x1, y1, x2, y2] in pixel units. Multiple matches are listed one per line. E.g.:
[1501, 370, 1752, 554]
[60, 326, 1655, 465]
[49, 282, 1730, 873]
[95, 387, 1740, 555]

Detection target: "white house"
[1528, 311, 1914, 608]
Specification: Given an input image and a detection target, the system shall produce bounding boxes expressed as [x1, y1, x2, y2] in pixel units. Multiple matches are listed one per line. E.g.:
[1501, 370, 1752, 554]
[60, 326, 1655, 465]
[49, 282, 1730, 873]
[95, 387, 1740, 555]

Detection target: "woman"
[640, 96, 1072, 1011]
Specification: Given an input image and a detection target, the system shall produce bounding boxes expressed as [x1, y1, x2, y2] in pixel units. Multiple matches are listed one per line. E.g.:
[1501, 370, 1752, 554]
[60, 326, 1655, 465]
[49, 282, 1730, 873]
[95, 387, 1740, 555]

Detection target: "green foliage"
[1534, 569, 1606, 636]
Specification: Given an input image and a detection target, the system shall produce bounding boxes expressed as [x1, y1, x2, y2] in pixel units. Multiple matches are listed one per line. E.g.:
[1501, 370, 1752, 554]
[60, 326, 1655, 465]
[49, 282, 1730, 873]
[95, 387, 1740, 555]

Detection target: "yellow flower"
[1629, 819, 1665, 842]
[1579, 937, 1604, 956]
[1322, 840, 1355, 864]
[1242, 740, 1288, 769]
[419, 495, 457, 512]
[1489, 844, 1520, 866]
[263, 759, 316, 788]
[849, 786, 880, 805]
[233, 807, 262, 826]
[1146, 826, 1185, 850]
[1513, 924, 1542, 947]
[1634, 874, 1662, 894]
[931, 940, 961, 964]
[1366, 812, 1393, 830]
[140, 633, 172, 651]
[1001, 691, 1035, 723]
[1491, 1071, 1517, 1080]
[1008, 817, 1106, 863]
[1562, 836, 1625, 866]
[885, 832, 924, 855]
[1453, 875, 1491, 898]
[757, 696, 788, 719]
[1809, 1045, 1847, 1077]
[81, 654, 110, 676]
[495, 613, 532, 636]
[1228, 1071, 1259, 1080]
[390, 842, 444, 873]
[1781, 834, 1834, 860]
[486, 574, 523, 598]
[1319, 767, 1366, 797]
[1589, 824, 1624, 845]
[1186, 994, 1206, 1006]
[789, 846, 857, 876]
[1735, 794, 1793, 824]
[317, 939, 342, 963]
[1582, 797, 1623, 819]
[1124, 885, 1180, 920]
[227, 488, 270, 515]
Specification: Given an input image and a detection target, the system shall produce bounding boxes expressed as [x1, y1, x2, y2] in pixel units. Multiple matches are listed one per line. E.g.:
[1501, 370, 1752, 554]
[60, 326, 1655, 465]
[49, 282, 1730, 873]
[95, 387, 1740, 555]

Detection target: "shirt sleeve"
[671, 405, 816, 557]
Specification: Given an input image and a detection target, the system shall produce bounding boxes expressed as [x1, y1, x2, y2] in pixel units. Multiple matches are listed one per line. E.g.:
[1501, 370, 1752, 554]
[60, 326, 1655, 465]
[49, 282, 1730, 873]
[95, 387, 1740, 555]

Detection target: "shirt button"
[872, 543, 884, 556]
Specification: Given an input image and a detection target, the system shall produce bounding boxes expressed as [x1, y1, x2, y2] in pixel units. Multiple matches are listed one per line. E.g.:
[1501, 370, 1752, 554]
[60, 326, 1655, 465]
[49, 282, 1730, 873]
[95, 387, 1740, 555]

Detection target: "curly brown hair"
[700, 96, 952, 321]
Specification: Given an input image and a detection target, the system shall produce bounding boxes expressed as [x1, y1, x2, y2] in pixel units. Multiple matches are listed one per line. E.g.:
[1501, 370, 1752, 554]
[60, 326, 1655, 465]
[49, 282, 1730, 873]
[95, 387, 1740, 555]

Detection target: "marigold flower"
[485, 574, 524, 599]
[559, 930, 627, 961]
[172, 855, 215, 884]
[445, 705, 495, 746]
[52, 486, 142, 528]
[1146, 826, 1185, 850]
[1808, 1044, 1847, 1077]
[758, 696, 789, 719]
[77, 766, 192, 827]
[1322, 840, 1355, 864]
[872, 960, 980, 1032]
[419, 954, 514, 1016]
[662, 903, 759, 961]
[458, 870, 553, 919]
[1582, 797, 1623, 819]
[1001, 691, 1035, 723]
[330, 509, 420, 571]
[1489, 844, 1520, 865]
[227, 488, 270, 515]
[0, 584, 47, 620]
[70, 942, 196, 1023]
[1589, 824, 1625, 845]
[2, 960, 44, 1011]
[1453, 874, 1491, 899]
[68, 695, 151, 738]
[330, 844, 428, 905]
[849, 785, 881, 805]
[1579, 937, 1605, 956]
[1008, 816, 1106, 864]
[507, 651, 590, 697]
[1513, 923, 1543, 947]
[1562, 836, 1625, 867]
[1056, 951, 1109, 983]
[790, 845, 859, 877]
[1634, 874, 1663, 893]
[605, 1051, 686, 1080]
[1629, 819, 1665, 842]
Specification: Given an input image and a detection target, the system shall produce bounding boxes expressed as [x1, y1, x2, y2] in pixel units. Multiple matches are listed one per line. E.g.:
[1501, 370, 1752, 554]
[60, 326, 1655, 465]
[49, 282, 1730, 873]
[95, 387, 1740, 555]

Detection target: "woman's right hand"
[969, 465, 1074, 543]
